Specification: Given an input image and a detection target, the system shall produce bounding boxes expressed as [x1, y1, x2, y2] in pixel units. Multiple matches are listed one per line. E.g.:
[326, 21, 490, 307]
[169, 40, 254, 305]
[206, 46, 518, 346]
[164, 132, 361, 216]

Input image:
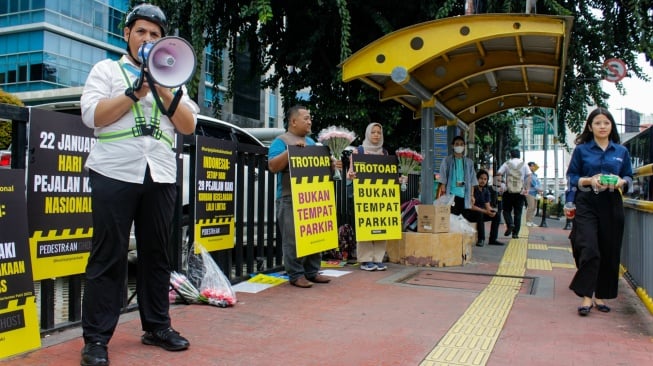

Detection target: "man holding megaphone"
[80, 3, 199, 366]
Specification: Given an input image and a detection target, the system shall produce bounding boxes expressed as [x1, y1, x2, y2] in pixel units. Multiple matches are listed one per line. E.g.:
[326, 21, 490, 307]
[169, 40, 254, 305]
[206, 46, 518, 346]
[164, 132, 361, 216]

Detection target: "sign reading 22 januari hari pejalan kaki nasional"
[27, 109, 95, 280]
[351, 154, 402, 242]
[193, 136, 236, 253]
[287, 145, 338, 257]
[0, 169, 42, 359]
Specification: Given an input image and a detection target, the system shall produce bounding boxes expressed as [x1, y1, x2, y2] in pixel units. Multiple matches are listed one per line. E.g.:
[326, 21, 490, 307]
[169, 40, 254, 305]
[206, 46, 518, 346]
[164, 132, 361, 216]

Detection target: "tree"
[0, 88, 24, 148]
[148, 0, 653, 152]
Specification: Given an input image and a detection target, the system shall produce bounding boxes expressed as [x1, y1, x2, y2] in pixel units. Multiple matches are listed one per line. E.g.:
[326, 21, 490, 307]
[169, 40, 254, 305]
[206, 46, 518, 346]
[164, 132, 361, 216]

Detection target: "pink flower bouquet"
[189, 244, 237, 307]
[317, 126, 356, 180]
[170, 271, 204, 304]
[395, 148, 423, 191]
[171, 245, 238, 307]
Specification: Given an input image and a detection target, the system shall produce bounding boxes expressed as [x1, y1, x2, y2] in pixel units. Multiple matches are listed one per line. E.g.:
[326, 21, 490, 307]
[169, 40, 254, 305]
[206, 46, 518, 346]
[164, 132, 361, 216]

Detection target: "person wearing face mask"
[79, 4, 199, 365]
[437, 136, 478, 215]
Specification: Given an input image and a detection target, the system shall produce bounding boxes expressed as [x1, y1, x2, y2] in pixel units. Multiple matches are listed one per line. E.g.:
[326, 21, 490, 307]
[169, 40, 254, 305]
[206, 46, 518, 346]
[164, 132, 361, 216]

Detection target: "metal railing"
[0, 104, 282, 333]
[622, 163, 653, 315]
[2, 104, 423, 334]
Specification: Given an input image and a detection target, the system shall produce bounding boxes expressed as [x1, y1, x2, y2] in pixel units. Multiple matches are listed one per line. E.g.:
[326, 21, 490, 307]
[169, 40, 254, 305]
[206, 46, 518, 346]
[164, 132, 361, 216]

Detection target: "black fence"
[1, 105, 282, 334]
[0, 104, 421, 334]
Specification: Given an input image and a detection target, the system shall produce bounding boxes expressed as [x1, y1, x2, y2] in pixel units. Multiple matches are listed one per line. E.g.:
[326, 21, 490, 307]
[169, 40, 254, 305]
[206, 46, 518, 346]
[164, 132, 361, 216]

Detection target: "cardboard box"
[387, 231, 466, 267]
[416, 204, 450, 233]
[462, 231, 476, 264]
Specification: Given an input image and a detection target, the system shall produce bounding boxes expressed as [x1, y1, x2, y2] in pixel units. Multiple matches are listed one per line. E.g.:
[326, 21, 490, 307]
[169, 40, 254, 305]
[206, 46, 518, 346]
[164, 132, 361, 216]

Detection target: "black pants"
[82, 168, 176, 344]
[463, 209, 500, 242]
[451, 195, 465, 216]
[502, 192, 525, 234]
[569, 190, 624, 299]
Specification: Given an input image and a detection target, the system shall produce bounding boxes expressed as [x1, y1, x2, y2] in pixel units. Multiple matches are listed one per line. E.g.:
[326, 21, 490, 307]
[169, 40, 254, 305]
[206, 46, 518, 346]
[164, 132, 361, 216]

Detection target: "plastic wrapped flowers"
[169, 244, 237, 308]
[395, 148, 423, 191]
[317, 126, 356, 180]
[188, 244, 237, 307]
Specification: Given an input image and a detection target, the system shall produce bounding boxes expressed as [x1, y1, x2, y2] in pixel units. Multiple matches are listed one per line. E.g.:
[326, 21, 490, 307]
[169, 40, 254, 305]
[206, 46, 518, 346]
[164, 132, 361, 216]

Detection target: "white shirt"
[81, 55, 199, 184]
[498, 158, 532, 180]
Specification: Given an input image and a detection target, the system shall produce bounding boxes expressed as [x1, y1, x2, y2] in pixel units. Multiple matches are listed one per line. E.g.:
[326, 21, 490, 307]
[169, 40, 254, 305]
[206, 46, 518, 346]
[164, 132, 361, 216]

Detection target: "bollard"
[539, 199, 548, 227]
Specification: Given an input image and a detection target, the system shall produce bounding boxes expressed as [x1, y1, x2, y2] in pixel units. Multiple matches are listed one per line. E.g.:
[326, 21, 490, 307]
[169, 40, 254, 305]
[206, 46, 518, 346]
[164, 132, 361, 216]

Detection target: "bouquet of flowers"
[187, 244, 237, 307]
[317, 126, 356, 180]
[170, 271, 204, 304]
[396, 148, 424, 191]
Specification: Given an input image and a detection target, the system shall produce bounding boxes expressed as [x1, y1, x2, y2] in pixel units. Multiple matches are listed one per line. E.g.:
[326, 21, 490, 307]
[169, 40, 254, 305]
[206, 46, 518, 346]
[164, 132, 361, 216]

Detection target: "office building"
[0, 0, 282, 128]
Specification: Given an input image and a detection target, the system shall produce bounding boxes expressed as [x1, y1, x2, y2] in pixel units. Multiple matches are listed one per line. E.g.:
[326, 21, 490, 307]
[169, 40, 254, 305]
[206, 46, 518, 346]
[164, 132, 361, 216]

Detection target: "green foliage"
[0, 89, 24, 148]
[474, 112, 520, 172]
[143, 0, 653, 154]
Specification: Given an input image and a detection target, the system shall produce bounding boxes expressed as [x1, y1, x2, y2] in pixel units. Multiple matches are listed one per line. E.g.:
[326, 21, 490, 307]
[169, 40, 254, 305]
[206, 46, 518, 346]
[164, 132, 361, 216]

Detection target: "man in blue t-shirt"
[268, 105, 340, 288]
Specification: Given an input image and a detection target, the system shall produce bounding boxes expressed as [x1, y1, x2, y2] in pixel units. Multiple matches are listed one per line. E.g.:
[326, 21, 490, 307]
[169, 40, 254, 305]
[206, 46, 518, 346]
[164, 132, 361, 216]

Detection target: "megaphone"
[137, 36, 196, 88]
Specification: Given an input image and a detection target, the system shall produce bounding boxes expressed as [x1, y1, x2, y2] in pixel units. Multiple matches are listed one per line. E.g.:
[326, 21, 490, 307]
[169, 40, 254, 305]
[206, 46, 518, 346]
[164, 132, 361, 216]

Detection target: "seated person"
[463, 169, 503, 246]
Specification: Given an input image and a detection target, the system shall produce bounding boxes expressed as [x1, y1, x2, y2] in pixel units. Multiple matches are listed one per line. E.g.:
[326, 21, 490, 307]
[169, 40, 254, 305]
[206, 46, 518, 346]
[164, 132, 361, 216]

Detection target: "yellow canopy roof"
[340, 14, 574, 126]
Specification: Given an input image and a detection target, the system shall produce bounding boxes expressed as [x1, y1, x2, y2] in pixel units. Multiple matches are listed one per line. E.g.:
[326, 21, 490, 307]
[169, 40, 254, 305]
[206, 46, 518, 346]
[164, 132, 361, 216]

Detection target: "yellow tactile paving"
[527, 258, 553, 271]
[552, 262, 576, 269]
[420, 236, 528, 366]
[549, 246, 573, 254]
[528, 243, 548, 251]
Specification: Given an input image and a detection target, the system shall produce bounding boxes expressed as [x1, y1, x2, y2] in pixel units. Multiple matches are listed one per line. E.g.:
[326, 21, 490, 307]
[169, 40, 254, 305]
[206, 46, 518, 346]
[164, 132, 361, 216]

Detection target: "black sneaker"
[488, 240, 504, 246]
[512, 233, 519, 239]
[504, 226, 513, 236]
[81, 342, 109, 366]
[142, 327, 190, 351]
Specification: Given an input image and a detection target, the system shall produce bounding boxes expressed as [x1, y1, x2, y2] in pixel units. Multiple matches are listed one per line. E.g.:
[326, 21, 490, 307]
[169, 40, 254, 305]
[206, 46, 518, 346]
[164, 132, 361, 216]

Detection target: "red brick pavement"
[3, 217, 653, 366]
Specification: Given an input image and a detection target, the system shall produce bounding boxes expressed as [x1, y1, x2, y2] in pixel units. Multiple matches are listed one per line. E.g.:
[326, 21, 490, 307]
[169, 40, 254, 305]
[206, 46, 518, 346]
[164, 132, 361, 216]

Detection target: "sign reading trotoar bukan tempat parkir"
[287, 145, 338, 257]
[350, 154, 402, 242]
[27, 109, 96, 280]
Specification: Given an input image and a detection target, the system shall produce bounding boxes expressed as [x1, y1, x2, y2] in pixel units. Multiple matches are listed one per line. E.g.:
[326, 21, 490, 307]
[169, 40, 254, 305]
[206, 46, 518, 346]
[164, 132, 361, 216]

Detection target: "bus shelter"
[341, 14, 573, 203]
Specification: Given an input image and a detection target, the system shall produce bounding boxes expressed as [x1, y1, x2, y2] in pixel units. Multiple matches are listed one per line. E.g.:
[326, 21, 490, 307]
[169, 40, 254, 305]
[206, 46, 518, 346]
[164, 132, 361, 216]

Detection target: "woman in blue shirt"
[566, 107, 633, 316]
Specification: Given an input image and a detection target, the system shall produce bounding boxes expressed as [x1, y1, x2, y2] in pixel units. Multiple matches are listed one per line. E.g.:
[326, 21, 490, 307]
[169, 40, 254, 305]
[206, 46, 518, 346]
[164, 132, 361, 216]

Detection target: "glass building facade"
[0, 0, 127, 93]
[0, 0, 282, 128]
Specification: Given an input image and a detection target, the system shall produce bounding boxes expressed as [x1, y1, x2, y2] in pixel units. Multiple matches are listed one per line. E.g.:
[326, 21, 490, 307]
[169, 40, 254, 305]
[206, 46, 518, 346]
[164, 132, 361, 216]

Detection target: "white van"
[31, 103, 282, 265]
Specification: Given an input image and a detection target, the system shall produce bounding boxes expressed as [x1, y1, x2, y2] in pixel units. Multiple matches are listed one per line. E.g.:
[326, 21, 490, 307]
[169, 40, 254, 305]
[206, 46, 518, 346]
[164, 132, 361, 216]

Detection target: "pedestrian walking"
[566, 107, 633, 316]
[495, 149, 531, 239]
[525, 162, 543, 226]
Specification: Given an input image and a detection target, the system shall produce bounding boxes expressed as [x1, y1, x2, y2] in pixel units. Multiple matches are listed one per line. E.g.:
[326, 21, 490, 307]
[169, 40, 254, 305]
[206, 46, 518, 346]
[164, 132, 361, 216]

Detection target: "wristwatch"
[124, 87, 139, 103]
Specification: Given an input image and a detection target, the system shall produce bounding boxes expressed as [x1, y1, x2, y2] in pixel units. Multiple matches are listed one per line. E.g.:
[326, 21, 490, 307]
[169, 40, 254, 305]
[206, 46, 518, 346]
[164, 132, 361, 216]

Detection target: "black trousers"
[82, 168, 176, 344]
[569, 190, 624, 299]
[463, 209, 500, 242]
[502, 192, 525, 234]
[451, 195, 465, 216]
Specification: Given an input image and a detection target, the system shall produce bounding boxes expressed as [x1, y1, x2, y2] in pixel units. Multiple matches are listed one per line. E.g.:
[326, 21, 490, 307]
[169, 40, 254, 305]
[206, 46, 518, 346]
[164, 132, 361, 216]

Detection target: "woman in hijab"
[346, 122, 389, 271]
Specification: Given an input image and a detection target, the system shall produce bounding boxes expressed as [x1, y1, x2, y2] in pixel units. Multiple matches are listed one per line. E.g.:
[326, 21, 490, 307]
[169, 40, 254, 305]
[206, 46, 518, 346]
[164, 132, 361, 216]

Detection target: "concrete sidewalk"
[4, 217, 653, 365]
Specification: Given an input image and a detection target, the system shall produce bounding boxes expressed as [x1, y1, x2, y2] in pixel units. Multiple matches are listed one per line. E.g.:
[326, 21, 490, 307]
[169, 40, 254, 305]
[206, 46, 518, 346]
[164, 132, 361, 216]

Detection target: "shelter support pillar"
[421, 106, 435, 204]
